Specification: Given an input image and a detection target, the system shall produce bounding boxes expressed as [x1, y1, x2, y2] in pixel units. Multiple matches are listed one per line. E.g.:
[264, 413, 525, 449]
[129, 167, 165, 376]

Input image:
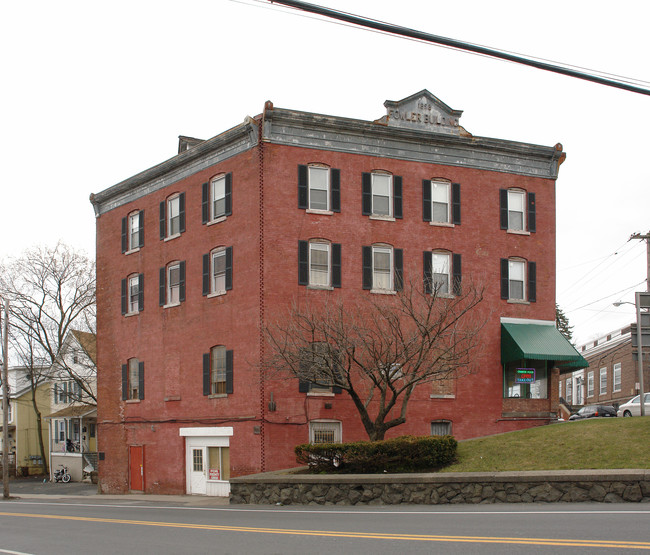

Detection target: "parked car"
[617, 393, 650, 417]
[569, 405, 617, 420]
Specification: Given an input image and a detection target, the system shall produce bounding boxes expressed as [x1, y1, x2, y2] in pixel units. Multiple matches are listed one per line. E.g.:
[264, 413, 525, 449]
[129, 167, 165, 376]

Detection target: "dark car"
[569, 405, 617, 420]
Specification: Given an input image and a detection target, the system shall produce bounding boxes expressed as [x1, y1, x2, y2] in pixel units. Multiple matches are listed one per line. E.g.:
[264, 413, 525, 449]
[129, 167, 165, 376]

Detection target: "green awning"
[501, 322, 588, 368]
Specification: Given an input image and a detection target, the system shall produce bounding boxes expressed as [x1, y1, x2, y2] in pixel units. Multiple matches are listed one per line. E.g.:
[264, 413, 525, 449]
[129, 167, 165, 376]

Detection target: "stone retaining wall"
[230, 469, 650, 505]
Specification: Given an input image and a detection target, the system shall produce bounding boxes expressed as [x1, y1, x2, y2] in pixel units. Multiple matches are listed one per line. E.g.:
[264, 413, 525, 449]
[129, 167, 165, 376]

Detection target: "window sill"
[164, 395, 181, 402]
[429, 221, 454, 228]
[307, 391, 335, 397]
[307, 285, 334, 291]
[207, 290, 227, 299]
[306, 209, 334, 216]
[124, 247, 141, 255]
[507, 299, 530, 305]
[124, 311, 140, 318]
[125, 399, 141, 404]
[207, 216, 227, 227]
[369, 214, 395, 222]
[371, 289, 397, 295]
[430, 394, 455, 399]
[507, 229, 531, 236]
[164, 233, 181, 242]
[208, 393, 228, 399]
[163, 302, 181, 309]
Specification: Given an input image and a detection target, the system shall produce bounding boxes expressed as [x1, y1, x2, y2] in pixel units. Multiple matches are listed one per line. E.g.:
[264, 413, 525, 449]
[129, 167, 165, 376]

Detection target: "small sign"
[208, 468, 220, 480]
[515, 368, 535, 383]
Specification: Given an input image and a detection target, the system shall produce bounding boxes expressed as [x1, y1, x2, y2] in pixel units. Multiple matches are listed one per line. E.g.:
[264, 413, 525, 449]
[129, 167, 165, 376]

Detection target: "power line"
[267, 0, 650, 96]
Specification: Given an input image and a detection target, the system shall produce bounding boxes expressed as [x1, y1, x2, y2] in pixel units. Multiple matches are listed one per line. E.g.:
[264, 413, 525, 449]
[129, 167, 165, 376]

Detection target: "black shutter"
[298, 165, 308, 209]
[394, 248, 403, 292]
[138, 362, 145, 400]
[298, 380, 310, 393]
[452, 183, 461, 225]
[500, 258, 509, 299]
[179, 193, 186, 233]
[121, 364, 128, 401]
[159, 201, 166, 239]
[422, 180, 432, 222]
[225, 246, 233, 291]
[298, 240, 309, 285]
[362, 246, 372, 290]
[179, 261, 186, 302]
[138, 211, 144, 248]
[393, 176, 403, 219]
[423, 251, 433, 294]
[121, 217, 127, 253]
[201, 182, 209, 224]
[362, 173, 372, 215]
[226, 350, 234, 394]
[202, 254, 210, 296]
[332, 243, 341, 288]
[330, 169, 341, 212]
[499, 189, 508, 230]
[225, 173, 232, 216]
[528, 261, 537, 303]
[121, 278, 127, 315]
[452, 253, 462, 296]
[332, 352, 343, 394]
[528, 192, 536, 233]
[159, 267, 166, 306]
[203, 353, 210, 395]
[138, 274, 144, 311]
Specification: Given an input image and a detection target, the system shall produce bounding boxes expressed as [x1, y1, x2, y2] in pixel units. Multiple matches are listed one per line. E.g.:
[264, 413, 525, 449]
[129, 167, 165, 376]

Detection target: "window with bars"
[309, 421, 341, 444]
[431, 421, 452, 436]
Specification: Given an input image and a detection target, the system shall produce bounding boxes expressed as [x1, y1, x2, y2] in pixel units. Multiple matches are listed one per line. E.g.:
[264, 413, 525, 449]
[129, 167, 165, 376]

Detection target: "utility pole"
[630, 231, 650, 292]
[2, 298, 9, 499]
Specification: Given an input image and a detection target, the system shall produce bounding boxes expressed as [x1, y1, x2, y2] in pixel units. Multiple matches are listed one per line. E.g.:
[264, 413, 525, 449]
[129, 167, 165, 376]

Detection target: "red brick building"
[91, 90, 585, 495]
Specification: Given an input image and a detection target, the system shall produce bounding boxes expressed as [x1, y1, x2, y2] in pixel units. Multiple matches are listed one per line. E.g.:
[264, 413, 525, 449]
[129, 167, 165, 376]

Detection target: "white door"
[189, 447, 207, 495]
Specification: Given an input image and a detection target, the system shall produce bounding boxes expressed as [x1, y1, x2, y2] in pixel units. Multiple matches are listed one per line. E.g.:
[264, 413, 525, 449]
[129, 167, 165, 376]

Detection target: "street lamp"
[613, 295, 647, 416]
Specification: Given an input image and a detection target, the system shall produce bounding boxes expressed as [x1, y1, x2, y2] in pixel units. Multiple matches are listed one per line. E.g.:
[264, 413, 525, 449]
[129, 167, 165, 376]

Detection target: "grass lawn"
[442, 416, 650, 472]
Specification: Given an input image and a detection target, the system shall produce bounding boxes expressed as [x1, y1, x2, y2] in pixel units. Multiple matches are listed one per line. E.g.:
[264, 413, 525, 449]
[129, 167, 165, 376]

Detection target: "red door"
[129, 445, 144, 491]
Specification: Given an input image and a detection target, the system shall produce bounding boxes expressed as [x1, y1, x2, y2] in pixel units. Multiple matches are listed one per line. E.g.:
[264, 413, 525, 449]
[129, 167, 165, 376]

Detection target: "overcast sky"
[3, 0, 648, 345]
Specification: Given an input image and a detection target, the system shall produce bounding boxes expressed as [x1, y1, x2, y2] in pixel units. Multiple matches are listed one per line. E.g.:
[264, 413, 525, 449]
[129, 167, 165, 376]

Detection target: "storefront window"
[503, 361, 548, 399]
[207, 446, 230, 481]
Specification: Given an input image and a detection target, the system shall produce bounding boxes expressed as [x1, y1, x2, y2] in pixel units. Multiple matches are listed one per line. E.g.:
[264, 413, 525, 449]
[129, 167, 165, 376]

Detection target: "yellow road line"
[1, 512, 649, 550]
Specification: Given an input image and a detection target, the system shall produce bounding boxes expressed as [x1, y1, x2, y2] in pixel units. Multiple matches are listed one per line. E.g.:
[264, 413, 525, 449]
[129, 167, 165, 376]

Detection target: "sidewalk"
[2, 476, 229, 506]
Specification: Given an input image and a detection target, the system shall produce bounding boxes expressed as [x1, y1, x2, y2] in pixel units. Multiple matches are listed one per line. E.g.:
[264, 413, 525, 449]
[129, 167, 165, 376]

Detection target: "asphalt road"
[1, 485, 649, 555]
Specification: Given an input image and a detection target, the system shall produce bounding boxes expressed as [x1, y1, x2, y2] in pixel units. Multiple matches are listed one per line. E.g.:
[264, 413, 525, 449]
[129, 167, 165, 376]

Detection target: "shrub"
[294, 435, 457, 473]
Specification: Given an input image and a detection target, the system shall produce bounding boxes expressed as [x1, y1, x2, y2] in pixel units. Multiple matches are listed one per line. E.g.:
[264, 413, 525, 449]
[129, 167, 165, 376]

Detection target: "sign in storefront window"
[504, 362, 547, 399]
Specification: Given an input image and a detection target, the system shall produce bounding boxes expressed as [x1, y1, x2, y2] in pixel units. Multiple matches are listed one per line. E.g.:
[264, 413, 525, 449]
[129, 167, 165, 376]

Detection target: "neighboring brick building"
[91, 90, 584, 495]
[560, 325, 650, 409]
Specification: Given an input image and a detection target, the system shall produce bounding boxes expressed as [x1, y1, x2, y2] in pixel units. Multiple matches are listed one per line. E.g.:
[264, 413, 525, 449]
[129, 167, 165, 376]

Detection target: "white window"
[508, 259, 525, 300]
[58, 420, 65, 442]
[168, 196, 181, 237]
[308, 166, 329, 211]
[599, 367, 607, 395]
[373, 246, 393, 291]
[309, 421, 341, 444]
[431, 421, 452, 436]
[211, 249, 227, 295]
[167, 263, 181, 305]
[127, 274, 139, 314]
[587, 371, 594, 397]
[210, 346, 227, 395]
[309, 242, 330, 287]
[566, 378, 572, 402]
[432, 252, 450, 295]
[372, 173, 392, 216]
[128, 358, 140, 400]
[128, 211, 140, 251]
[431, 181, 450, 223]
[613, 363, 622, 392]
[211, 175, 227, 221]
[507, 189, 526, 231]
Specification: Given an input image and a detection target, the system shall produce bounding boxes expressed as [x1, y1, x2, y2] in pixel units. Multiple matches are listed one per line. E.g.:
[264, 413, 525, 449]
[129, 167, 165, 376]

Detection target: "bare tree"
[0, 242, 96, 471]
[264, 281, 486, 441]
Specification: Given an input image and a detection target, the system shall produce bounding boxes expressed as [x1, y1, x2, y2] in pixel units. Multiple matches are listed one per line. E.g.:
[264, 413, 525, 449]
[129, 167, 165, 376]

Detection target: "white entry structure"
[179, 427, 233, 496]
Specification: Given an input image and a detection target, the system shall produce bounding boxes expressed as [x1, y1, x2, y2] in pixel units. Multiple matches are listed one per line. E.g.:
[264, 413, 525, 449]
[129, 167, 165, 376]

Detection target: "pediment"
[381, 89, 463, 135]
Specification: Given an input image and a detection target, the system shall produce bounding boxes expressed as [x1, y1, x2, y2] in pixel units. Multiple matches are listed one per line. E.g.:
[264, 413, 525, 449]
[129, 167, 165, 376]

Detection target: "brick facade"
[92, 91, 570, 494]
